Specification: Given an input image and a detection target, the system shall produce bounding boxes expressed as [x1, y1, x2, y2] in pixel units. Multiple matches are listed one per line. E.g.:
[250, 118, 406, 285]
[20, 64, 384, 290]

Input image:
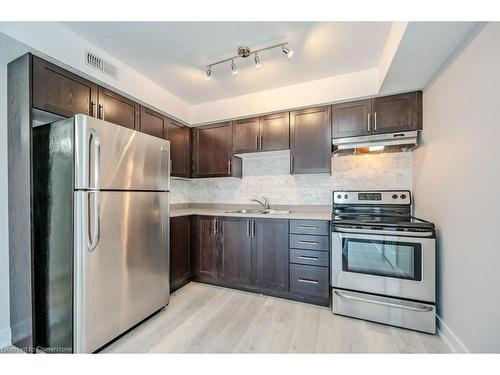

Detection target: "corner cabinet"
[290, 106, 332, 174]
[170, 216, 192, 292]
[164, 118, 191, 178]
[192, 122, 242, 178]
[332, 91, 422, 138]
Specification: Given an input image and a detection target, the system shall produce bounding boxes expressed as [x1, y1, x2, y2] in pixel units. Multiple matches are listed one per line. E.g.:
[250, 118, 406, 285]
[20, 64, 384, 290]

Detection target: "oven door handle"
[334, 290, 433, 312]
[333, 226, 434, 238]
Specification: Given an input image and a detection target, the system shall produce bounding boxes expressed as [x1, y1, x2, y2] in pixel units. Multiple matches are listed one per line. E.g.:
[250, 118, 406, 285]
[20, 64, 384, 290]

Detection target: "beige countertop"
[170, 203, 331, 221]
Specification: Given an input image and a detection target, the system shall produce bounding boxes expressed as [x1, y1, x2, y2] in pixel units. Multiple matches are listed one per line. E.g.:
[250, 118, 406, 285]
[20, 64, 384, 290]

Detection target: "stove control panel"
[333, 190, 411, 205]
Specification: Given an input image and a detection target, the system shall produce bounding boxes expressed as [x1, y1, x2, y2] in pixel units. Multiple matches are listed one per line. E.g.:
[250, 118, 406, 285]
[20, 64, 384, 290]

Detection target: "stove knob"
[392, 194, 398, 199]
[400, 194, 407, 199]
[344, 194, 348, 199]
[337, 194, 342, 199]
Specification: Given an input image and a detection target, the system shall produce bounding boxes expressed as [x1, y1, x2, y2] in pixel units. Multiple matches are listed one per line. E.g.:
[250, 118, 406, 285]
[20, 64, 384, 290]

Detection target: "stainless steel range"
[330, 190, 436, 334]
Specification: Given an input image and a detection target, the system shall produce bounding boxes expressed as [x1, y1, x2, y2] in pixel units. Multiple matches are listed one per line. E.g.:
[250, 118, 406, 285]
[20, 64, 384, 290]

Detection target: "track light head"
[254, 53, 262, 68]
[231, 60, 238, 75]
[205, 67, 211, 80]
[282, 45, 294, 58]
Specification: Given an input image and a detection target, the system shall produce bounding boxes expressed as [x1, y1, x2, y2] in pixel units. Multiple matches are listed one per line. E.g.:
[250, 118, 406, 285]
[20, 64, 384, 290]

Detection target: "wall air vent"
[85, 50, 117, 79]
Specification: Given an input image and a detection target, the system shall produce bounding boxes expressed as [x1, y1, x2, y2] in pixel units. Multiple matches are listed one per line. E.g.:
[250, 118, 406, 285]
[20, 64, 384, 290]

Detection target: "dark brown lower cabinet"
[193, 216, 220, 280]
[189, 216, 328, 306]
[219, 217, 252, 286]
[252, 219, 289, 292]
[170, 216, 192, 292]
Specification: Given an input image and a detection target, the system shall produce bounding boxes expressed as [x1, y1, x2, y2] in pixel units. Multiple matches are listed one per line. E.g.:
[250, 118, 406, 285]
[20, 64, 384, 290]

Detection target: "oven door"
[331, 229, 435, 303]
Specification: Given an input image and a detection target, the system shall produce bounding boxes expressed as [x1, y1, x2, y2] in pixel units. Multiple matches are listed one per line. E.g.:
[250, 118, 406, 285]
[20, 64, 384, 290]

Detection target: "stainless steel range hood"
[332, 131, 419, 156]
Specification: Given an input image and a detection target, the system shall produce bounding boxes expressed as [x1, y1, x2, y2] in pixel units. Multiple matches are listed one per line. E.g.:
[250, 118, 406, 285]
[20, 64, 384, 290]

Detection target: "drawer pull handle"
[298, 240, 319, 244]
[298, 278, 319, 284]
[298, 225, 319, 229]
[298, 255, 319, 260]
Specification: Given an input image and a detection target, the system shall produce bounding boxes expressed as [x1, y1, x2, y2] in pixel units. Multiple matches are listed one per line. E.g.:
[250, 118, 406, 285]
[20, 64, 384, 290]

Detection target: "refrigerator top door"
[74, 114, 170, 191]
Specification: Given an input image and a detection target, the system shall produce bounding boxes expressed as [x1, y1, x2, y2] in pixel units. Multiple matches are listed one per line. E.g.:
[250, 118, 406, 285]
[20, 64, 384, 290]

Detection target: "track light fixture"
[254, 53, 262, 68]
[204, 42, 292, 78]
[282, 45, 294, 58]
[231, 59, 238, 75]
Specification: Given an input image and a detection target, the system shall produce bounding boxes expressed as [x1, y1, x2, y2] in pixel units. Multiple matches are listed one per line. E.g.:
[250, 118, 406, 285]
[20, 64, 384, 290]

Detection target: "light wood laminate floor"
[102, 282, 449, 353]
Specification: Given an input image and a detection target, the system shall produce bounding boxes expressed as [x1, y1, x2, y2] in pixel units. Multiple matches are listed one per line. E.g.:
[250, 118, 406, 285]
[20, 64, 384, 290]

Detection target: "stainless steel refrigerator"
[33, 114, 170, 353]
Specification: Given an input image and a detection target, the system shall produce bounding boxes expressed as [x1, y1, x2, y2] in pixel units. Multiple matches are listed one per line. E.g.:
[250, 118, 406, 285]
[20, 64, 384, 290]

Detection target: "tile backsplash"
[170, 152, 412, 206]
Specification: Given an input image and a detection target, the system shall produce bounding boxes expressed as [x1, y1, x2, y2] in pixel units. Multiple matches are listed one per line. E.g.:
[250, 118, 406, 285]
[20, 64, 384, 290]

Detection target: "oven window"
[342, 239, 422, 281]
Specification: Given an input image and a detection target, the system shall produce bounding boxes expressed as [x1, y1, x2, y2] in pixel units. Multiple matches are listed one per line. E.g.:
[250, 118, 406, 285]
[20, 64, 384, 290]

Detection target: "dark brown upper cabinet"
[332, 99, 372, 138]
[97, 87, 140, 130]
[260, 112, 290, 151]
[219, 217, 252, 287]
[290, 106, 332, 175]
[232, 112, 289, 154]
[252, 219, 289, 292]
[32, 56, 98, 118]
[192, 122, 242, 178]
[371, 91, 422, 134]
[170, 216, 192, 292]
[232, 117, 261, 153]
[140, 106, 165, 138]
[164, 119, 191, 178]
[332, 91, 422, 138]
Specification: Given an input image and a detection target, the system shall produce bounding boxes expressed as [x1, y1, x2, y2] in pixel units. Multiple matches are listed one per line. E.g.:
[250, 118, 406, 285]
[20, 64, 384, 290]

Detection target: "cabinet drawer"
[290, 220, 330, 236]
[290, 249, 329, 267]
[290, 264, 329, 299]
[290, 234, 329, 251]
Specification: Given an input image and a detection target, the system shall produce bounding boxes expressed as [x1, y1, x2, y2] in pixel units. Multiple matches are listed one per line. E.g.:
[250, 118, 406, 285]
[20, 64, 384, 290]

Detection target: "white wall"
[0, 62, 11, 347]
[191, 68, 379, 124]
[413, 22, 500, 353]
[0, 23, 191, 124]
[172, 152, 412, 205]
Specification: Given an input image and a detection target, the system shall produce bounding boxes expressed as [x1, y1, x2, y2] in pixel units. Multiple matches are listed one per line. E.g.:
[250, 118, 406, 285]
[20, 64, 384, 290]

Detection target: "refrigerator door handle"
[88, 128, 101, 189]
[88, 191, 101, 252]
[88, 128, 101, 252]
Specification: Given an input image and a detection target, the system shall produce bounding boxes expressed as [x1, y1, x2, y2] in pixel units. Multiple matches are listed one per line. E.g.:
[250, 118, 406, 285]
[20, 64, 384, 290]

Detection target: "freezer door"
[73, 114, 170, 191]
[73, 191, 169, 353]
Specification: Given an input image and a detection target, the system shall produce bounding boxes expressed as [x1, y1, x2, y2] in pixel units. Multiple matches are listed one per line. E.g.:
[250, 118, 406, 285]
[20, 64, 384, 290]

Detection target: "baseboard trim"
[0, 326, 12, 349]
[437, 315, 469, 353]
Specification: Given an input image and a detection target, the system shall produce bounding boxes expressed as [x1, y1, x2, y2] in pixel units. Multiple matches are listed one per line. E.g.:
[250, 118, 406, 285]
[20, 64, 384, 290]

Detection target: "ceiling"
[60, 22, 392, 105]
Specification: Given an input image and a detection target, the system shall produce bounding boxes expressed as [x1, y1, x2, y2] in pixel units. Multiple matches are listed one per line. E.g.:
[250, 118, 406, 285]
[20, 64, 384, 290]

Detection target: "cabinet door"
[170, 216, 191, 292]
[192, 122, 232, 177]
[332, 99, 371, 138]
[232, 117, 260, 153]
[252, 219, 289, 292]
[165, 119, 191, 178]
[193, 216, 219, 280]
[140, 106, 165, 138]
[219, 217, 252, 287]
[32, 56, 98, 118]
[372, 91, 422, 134]
[260, 112, 290, 151]
[97, 87, 140, 130]
[290, 106, 332, 174]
